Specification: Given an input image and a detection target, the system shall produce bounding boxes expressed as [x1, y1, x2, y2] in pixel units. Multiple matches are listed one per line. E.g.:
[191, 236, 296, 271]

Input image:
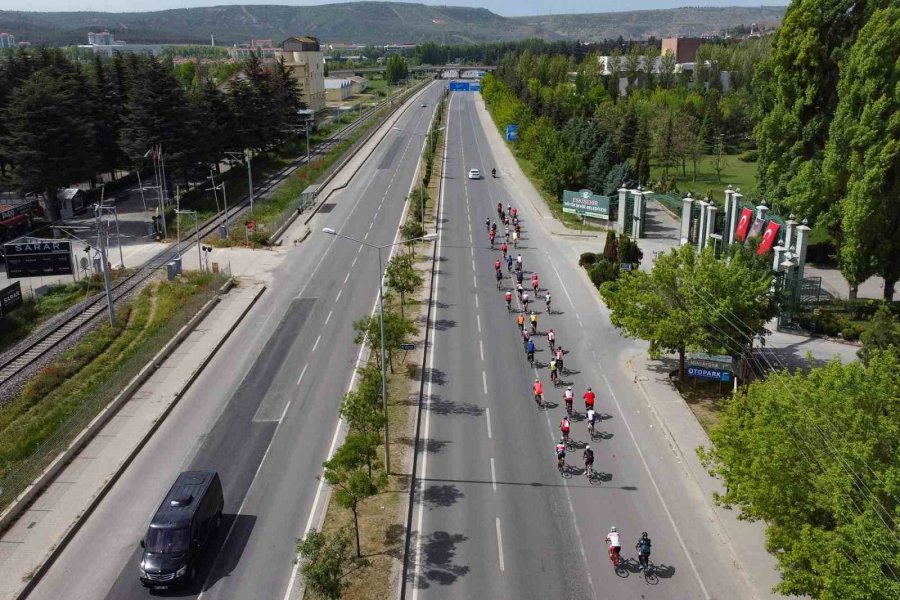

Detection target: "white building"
[0, 33, 16, 49]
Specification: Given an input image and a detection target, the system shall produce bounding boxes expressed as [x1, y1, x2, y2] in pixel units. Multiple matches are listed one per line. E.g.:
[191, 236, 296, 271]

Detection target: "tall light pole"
[225, 150, 254, 214]
[206, 174, 229, 238]
[391, 125, 445, 225]
[93, 204, 116, 325]
[323, 227, 436, 474]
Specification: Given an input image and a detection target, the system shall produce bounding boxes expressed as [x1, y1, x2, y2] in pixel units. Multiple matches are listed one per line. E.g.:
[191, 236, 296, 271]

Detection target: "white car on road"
[468, 169, 481, 180]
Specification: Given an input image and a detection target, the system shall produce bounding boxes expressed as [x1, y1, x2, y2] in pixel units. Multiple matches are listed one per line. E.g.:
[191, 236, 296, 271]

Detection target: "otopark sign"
[686, 352, 733, 382]
[562, 189, 611, 220]
[687, 366, 732, 382]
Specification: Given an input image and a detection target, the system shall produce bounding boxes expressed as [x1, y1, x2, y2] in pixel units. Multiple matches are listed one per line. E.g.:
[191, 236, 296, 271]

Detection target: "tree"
[651, 110, 678, 183]
[352, 310, 418, 373]
[699, 350, 900, 600]
[3, 67, 96, 220]
[385, 54, 408, 85]
[603, 160, 633, 196]
[586, 138, 615, 194]
[600, 245, 773, 380]
[858, 304, 900, 365]
[822, 6, 900, 301]
[711, 134, 728, 184]
[753, 0, 878, 219]
[298, 529, 368, 600]
[385, 254, 423, 318]
[617, 235, 643, 266]
[340, 383, 386, 445]
[322, 435, 387, 557]
[89, 54, 125, 180]
[602, 231, 618, 263]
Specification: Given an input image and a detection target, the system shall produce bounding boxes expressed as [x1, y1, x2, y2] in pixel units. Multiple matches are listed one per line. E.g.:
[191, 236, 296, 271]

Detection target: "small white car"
[421, 102, 427, 107]
[468, 169, 481, 180]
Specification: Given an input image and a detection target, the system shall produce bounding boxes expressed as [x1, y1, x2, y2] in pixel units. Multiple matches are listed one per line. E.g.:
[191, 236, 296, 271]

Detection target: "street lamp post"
[206, 174, 229, 238]
[225, 150, 254, 214]
[323, 227, 436, 475]
[93, 204, 116, 325]
[176, 209, 202, 270]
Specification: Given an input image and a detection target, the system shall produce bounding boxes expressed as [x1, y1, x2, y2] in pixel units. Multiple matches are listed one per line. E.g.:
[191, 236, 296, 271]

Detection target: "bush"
[806, 241, 837, 266]
[841, 323, 864, 342]
[588, 260, 620, 287]
[737, 149, 758, 163]
[579, 252, 598, 267]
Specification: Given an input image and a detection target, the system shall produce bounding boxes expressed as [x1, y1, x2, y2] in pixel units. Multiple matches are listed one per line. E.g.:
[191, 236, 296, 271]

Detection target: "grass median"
[0, 271, 224, 513]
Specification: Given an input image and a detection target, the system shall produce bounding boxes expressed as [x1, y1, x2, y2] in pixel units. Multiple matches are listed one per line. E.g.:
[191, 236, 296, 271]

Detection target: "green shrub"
[841, 324, 864, 342]
[588, 260, 619, 287]
[737, 149, 758, 163]
[579, 252, 598, 267]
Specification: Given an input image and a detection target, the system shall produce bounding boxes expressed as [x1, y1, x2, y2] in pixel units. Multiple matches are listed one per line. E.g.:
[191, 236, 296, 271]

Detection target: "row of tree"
[480, 37, 762, 202]
[754, 0, 899, 300]
[0, 47, 303, 219]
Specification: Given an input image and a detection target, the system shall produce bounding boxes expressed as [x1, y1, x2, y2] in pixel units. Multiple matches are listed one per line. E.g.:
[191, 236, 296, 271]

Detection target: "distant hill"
[514, 6, 787, 42]
[0, 3, 786, 48]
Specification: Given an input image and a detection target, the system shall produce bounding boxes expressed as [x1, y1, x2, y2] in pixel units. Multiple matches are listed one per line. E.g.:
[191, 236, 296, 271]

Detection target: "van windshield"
[145, 527, 190, 554]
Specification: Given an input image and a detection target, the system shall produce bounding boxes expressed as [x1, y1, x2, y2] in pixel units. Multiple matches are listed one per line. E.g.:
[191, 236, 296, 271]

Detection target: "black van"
[139, 471, 224, 589]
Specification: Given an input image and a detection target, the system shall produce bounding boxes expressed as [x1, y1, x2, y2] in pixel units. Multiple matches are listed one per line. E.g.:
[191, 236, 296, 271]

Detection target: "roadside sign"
[0, 282, 23, 317]
[562, 189, 610, 220]
[687, 352, 733, 371]
[505, 124, 518, 142]
[687, 366, 731, 382]
[400, 343, 416, 350]
[4, 240, 73, 278]
[619, 263, 632, 271]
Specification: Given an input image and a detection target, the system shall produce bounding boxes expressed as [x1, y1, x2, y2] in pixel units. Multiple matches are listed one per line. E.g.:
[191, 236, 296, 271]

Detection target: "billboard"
[0, 282, 23, 317]
[562, 189, 611, 220]
[4, 240, 73, 278]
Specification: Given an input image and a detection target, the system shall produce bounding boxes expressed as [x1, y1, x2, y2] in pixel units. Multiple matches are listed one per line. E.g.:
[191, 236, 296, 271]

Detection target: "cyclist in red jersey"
[533, 379, 544, 406]
[583, 387, 596, 412]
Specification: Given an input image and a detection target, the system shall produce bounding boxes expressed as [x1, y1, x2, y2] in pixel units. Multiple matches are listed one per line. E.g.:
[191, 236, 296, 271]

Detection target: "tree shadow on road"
[406, 530, 471, 589]
[419, 484, 464, 509]
[427, 394, 485, 416]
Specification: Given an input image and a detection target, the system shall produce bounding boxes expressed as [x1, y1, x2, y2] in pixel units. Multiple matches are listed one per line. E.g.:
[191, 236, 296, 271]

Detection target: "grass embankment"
[649, 153, 758, 200]
[513, 153, 605, 231]
[312, 95, 447, 600]
[0, 271, 223, 512]
[0, 271, 133, 354]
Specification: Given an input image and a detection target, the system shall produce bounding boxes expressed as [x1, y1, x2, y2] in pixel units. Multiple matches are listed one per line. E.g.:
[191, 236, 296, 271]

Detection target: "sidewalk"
[0, 281, 264, 600]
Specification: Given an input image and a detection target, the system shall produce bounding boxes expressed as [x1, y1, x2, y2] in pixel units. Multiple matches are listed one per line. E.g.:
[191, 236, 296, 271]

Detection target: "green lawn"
[650, 154, 758, 200]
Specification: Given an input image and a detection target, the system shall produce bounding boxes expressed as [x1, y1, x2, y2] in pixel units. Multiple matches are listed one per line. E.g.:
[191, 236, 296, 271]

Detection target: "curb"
[10, 284, 266, 600]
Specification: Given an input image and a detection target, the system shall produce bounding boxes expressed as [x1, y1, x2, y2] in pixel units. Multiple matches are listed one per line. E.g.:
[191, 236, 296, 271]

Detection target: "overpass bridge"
[327, 64, 495, 78]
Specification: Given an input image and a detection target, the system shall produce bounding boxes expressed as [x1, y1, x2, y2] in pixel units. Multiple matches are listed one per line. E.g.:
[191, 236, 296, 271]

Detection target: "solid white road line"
[495, 518, 505, 572]
[296, 363, 309, 386]
[412, 90, 451, 600]
[490, 458, 497, 492]
[485, 407, 492, 439]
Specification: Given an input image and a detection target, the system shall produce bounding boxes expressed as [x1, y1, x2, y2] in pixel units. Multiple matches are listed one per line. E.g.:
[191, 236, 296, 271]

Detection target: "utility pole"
[94, 204, 115, 325]
[245, 148, 254, 214]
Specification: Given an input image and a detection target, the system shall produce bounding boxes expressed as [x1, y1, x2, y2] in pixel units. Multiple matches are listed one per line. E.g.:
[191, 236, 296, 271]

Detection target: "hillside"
[0, 3, 787, 47]
[514, 6, 787, 42]
[0, 2, 558, 47]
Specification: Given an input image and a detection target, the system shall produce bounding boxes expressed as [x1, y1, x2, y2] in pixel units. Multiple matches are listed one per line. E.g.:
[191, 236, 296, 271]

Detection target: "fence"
[0, 279, 222, 512]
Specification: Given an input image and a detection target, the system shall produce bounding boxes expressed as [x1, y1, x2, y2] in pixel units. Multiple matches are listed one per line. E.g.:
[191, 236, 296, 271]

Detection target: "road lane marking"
[344, 272, 350, 284]
[472, 275, 477, 288]
[470, 247, 474, 257]
[474, 294, 479, 309]
[490, 458, 497, 492]
[485, 407, 492, 438]
[412, 91, 450, 600]
[476, 314, 481, 332]
[312, 335, 321, 351]
[471, 259, 475, 271]
[482, 371, 487, 395]
[479, 339, 484, 361]
[335, 289, 343, 303]
[279, 400, 292, 422]
[351, 255, 358, 267]
[495, 518, 505, 572]
[358, 246, 363, 254]
[296, 363, 309, 386]
[325, 310, 333, 324]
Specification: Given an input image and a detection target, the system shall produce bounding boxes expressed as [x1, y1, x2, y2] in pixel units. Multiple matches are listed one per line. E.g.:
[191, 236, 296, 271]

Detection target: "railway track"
[0, 97, 391, 390]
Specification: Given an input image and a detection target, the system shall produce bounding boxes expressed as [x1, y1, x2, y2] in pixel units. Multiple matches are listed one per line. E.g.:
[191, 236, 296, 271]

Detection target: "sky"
[1, 0, 791, 18]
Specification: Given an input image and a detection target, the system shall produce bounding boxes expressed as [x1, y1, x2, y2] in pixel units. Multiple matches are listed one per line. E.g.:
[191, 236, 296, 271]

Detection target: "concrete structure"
[661, 37, 704, 63]
[0, 33, 15, 49]
[87, 31, 115, 46]
[275, 36, 326, 113]
[229, 40, 276, 60]
[348, 75, 368, 94]
[324, 77, 352, 102]
[79, 43, 166, 57]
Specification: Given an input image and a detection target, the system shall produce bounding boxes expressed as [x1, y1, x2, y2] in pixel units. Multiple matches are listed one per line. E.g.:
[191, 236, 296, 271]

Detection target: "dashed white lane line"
[296, 363, 309, 386]
[482, 370, 488, 395]
[324, 310, 333, 325]
[479, 339, 484, 361]
[472, 275, 477, 288]
[476, 314, 481, 332]
[474, 294, 479, 309]
[351, 256, 358, 268]
[495, 518, 505, 572]
[312, 335, 321, 352]
[344, 272, 351, 284]
[335, 289, 343, 303]
[485, 407, 492, 439]
[490, 457, 497, 492]
[357, 246, 363, 254]
[471, 259, 476, 271]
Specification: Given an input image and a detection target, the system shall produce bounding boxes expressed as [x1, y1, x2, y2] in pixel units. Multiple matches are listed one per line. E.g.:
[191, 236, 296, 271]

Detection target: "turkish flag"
[757, 221, 780, 255]
[735, 208, 753, 242]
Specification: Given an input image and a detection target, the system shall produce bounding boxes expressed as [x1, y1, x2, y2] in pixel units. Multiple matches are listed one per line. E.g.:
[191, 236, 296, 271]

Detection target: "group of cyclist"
[490, 199, 655, 574]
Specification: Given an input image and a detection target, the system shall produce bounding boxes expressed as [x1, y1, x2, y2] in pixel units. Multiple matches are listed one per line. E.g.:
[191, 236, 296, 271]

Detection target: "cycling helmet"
[567, 386, 572, 391]
[610, 526, 617, 533]
[559, 438, 565, 444]
[587, 387, 592, 391]
[585, 445, 591, 450]
[642, 532, 648, 538]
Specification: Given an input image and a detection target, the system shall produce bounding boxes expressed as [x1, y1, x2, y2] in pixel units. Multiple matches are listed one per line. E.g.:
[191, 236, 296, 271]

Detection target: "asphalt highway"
[406, 91, 758, 599]
[27, 81, 445, 600]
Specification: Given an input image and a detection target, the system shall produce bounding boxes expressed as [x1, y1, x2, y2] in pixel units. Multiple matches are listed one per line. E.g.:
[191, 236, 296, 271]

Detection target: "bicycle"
[527, 351, 534, 365]
[534, 393, 544, 409]
[607, 542, 621, 569]
[584, 462, 594, 480]
[557, 455, 566, 475]
[531, 321, 537, 335]
[587, 420, 596, 439]
[550, 369, 558, 385]
[506, 299, 512, 312]
[564, 398, 573, 416]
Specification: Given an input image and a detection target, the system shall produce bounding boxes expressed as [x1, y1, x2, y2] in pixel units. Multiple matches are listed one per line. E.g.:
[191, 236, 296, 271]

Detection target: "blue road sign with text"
[687, 366, 731, 382]
[505, 124, 518, 142]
